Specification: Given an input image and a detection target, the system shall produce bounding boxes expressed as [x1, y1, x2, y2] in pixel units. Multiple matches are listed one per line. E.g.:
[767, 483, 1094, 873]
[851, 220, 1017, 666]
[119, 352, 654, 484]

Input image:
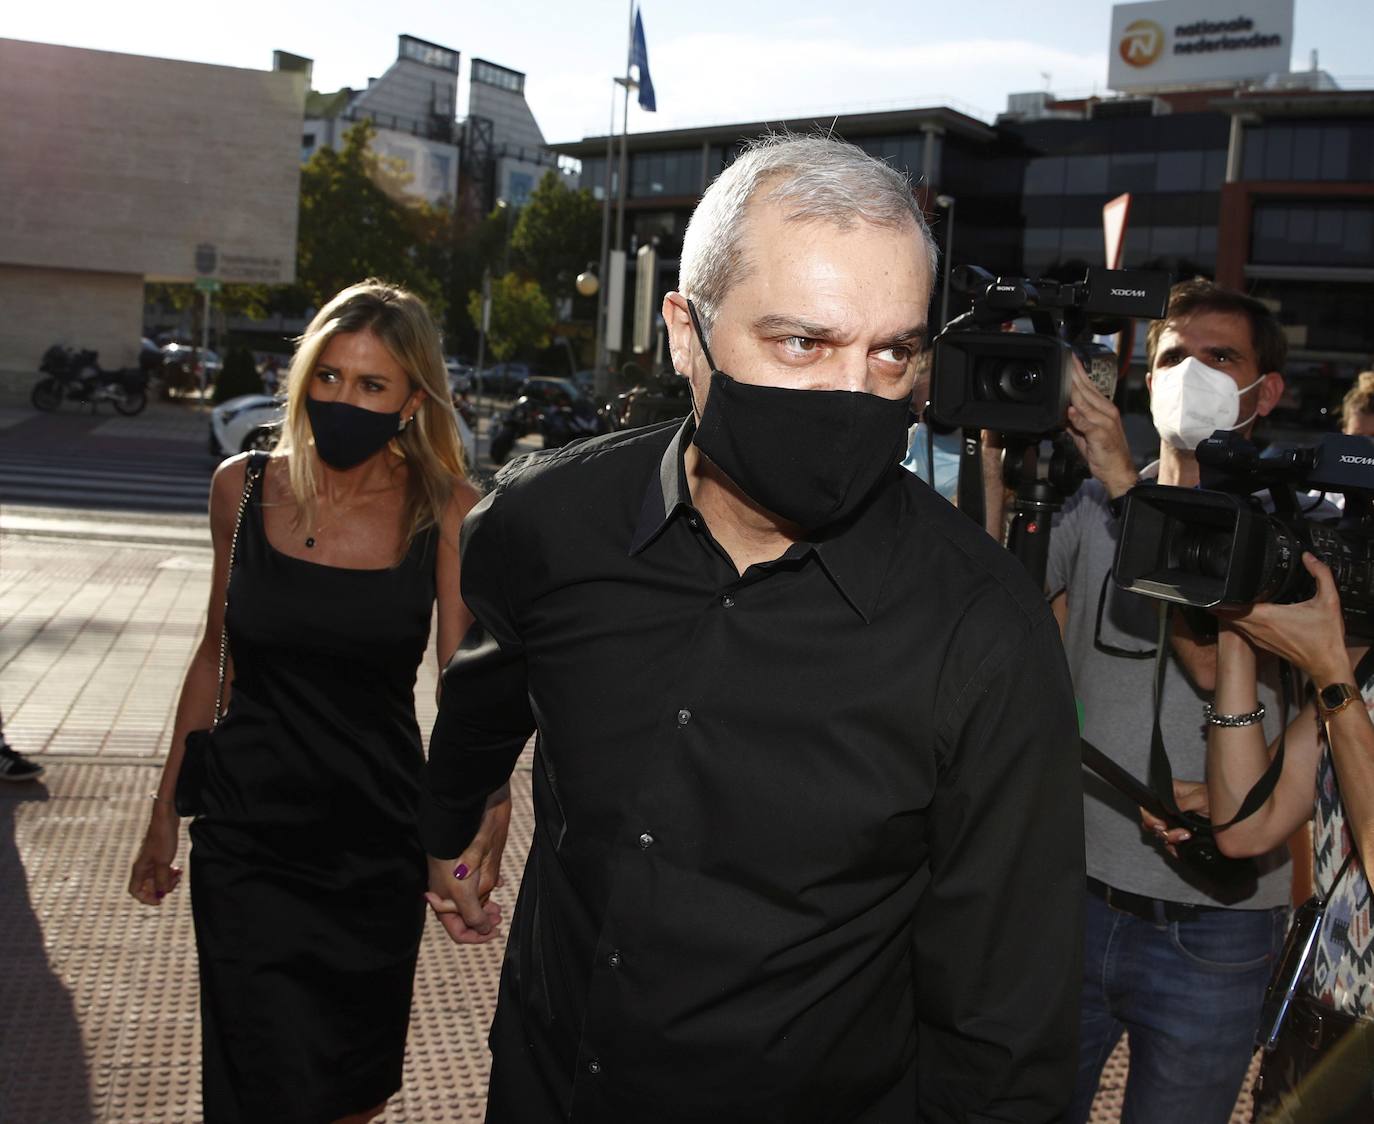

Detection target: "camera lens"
[1171, 526, 1232, 580]
[995, 361, 1042, 403]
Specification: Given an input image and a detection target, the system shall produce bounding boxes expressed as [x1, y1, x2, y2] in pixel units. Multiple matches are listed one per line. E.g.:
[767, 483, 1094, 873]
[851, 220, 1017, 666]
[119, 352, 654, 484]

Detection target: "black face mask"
[685, 300, 910, 532]
[305, 397, 402, 470]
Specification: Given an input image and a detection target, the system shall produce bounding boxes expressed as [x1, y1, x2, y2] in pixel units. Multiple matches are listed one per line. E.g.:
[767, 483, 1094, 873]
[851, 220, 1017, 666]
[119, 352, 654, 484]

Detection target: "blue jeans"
[1071, 888, 1287, 1124]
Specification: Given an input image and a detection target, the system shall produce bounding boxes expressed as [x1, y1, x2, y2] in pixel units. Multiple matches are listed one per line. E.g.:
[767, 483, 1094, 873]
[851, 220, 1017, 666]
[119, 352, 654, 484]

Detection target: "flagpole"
[608, 1, 636, 374]
[592, 80, 616, 396]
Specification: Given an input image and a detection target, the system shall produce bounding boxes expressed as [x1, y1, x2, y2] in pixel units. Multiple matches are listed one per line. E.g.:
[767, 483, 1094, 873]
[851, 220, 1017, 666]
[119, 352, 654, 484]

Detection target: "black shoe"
[0, 744, 44, 782]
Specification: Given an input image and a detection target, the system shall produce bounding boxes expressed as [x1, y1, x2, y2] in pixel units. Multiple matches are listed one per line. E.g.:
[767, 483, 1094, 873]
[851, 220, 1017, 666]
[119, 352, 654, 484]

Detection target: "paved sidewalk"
[0, 525, 1258, 1121]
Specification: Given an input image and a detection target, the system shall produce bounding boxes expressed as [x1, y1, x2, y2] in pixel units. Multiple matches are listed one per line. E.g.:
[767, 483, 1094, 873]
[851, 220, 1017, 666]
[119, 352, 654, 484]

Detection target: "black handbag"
[173, 455, 262, 817]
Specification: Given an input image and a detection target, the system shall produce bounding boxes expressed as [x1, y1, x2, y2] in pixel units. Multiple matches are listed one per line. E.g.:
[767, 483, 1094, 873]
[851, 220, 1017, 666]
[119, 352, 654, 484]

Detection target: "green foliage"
[509, 171, 602, 302]
[467, 274, 554, 362]
[213, 345, 263, 404]
[295, 120, 444, 315]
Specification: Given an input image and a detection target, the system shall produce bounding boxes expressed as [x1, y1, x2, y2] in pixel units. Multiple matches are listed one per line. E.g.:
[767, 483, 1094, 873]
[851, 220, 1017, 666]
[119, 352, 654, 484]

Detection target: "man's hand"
[1140, 779, 1209, 859]
[1065, 362, 1137, 499]
[424, 784, 513, 945]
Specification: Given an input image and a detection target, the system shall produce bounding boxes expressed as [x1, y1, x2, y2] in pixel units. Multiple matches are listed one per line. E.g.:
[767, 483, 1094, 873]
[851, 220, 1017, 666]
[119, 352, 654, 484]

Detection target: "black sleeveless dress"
[189, 462, 436, 1123]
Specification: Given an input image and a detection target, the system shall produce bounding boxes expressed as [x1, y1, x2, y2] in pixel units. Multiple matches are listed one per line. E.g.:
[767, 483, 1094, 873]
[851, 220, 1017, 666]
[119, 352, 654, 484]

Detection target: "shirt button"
[607, 949, 622, 968]
[687, 515, 700, 529]
[721, 594, 735, 608]
[588, 1058, 602, 1075]
[677, 708, 692, 726]
[638, 831, 654, 849]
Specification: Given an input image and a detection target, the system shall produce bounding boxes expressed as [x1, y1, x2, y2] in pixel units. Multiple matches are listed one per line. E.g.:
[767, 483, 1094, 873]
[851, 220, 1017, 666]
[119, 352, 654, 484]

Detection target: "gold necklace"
[304, 489, 390, 548]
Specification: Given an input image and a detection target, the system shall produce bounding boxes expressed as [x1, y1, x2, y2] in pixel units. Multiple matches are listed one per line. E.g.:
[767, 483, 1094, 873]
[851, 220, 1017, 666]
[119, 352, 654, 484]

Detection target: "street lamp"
[935, 194, 956, 330]
[575, 266, 600, 298]
[496, 197, 517, 274]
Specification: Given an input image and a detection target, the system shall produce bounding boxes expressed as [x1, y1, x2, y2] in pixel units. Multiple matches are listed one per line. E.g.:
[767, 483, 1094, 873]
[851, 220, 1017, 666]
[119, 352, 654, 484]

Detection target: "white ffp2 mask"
[1150, 356, 1261, 452]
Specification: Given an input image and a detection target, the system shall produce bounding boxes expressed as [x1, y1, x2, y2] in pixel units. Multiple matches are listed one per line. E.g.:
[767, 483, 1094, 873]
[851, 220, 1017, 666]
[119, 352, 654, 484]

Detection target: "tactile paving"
[0, 756, 533, 1122]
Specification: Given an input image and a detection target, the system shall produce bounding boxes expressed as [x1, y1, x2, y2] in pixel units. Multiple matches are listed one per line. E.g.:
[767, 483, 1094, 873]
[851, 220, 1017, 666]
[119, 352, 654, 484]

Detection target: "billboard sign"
[1108, 0, 1293, 93]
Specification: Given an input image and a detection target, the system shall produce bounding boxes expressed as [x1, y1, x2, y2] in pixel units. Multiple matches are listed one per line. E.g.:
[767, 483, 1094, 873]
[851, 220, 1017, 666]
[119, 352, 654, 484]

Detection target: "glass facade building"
[555, 90, 1374, 401]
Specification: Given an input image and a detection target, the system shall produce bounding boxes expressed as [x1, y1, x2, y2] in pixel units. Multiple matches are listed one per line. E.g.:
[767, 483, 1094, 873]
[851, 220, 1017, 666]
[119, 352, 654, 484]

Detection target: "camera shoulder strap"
[1148, 604, 1287, 831]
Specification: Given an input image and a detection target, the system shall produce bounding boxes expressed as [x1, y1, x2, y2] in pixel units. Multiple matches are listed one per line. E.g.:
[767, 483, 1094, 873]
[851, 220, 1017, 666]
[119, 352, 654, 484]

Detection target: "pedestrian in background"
[128, 280, 487, 1124]
[1342, 369, 1374, 437]
[0, 709, 44, 782]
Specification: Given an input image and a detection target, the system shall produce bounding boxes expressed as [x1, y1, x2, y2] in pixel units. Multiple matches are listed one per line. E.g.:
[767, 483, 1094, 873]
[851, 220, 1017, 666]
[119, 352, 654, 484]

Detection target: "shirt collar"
[629, 416, 905, 623]
[628, 416, 697, 556]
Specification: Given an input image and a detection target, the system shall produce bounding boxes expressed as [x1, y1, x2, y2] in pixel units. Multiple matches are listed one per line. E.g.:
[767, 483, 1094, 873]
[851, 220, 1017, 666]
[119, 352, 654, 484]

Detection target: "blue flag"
[630, 8, 656, 112]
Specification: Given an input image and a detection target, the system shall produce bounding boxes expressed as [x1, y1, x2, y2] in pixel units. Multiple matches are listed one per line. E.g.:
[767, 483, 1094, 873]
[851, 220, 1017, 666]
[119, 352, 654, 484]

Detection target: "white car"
[209, 394, 476, 470]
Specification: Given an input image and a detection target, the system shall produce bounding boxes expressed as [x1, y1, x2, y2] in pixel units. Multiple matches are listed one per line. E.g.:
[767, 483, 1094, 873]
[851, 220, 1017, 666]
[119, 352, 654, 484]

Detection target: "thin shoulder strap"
[211, 454, 265, 728]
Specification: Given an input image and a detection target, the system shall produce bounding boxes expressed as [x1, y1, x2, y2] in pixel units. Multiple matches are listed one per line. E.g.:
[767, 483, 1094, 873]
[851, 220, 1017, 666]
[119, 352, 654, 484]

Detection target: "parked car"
[476, 361, 535, 397]
[210, 394, 281, 457]
[444, 357, 474, 395]
[209, 394, 478, 470]
[161, 343, 223, 394]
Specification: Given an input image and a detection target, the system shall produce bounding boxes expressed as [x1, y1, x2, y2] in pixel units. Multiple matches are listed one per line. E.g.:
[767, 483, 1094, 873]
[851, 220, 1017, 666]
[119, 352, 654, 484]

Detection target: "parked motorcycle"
[488, 385, 606, 465]
[31, 345, 148, 415]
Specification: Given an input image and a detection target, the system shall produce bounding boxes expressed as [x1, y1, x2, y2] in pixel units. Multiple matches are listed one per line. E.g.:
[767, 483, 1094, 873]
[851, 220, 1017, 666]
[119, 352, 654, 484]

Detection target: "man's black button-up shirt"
[422, 418, 1084, 1123]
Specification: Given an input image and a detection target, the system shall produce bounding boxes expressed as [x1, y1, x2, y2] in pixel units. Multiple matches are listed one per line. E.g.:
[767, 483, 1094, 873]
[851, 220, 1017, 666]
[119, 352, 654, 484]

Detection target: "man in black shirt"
[421, 135, 1084, 1122]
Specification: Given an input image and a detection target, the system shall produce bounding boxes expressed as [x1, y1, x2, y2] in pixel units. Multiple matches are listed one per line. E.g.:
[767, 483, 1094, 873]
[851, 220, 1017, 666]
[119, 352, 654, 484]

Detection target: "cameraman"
[1049, 279, 1291, 1122]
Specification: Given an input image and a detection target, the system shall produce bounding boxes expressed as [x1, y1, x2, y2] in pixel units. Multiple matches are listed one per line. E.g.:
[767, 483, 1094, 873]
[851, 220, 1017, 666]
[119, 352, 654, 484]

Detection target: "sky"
[7, 1, 1371, 145]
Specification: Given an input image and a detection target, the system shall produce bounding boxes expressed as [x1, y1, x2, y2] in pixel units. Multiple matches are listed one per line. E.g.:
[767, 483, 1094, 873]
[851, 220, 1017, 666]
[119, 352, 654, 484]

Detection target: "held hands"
[425, 784, 513, 945]
[1140, 779, 1211, 859]
[1065, 362, 1137, 500]
[1216, 553, 1352, 685]
[127, 802, 183, 905]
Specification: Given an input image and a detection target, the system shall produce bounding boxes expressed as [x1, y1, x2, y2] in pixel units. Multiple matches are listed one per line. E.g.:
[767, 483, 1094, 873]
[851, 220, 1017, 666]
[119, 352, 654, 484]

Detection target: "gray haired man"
[422, 135, 1085, 1122]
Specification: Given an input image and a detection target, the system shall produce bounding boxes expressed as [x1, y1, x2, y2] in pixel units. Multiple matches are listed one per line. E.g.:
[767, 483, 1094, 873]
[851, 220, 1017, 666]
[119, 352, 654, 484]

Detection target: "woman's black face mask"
[685, 299, 910, 532]
[305, 396, 402, 470]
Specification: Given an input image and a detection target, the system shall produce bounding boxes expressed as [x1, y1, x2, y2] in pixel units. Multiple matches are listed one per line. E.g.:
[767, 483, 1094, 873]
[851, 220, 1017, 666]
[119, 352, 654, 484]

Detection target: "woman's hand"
[424, 785, 513, 945]
[1216, 553, 1352, 684]
[128, 802, 183, 905]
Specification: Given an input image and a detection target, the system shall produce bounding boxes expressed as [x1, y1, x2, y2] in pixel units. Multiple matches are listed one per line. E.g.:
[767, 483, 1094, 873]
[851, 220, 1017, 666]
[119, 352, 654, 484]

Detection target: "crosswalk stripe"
[0, 455, 212, 511]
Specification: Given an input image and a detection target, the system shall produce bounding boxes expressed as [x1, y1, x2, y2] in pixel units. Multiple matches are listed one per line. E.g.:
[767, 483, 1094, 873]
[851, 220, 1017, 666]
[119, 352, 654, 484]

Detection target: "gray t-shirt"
[1047, 476, 1291, 908]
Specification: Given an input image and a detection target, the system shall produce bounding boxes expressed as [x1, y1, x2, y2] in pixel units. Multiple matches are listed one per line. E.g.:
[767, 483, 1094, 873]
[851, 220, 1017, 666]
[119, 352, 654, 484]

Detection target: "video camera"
[928, 265, 1171, 436]
[1114, 430, 1374, 639]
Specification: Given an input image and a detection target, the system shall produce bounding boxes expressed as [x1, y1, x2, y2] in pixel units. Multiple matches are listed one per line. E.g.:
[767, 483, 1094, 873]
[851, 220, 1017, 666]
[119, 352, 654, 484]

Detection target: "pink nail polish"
[454, 863, 470, 880]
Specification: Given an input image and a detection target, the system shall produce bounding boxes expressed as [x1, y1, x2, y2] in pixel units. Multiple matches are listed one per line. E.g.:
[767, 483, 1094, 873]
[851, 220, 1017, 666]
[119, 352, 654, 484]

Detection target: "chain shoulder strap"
[212, 455, 263, 728]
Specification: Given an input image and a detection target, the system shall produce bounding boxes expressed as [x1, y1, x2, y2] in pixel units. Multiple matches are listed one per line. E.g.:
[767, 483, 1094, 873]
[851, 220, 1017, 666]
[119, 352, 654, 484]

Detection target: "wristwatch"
[1317, 682, 1360, 719]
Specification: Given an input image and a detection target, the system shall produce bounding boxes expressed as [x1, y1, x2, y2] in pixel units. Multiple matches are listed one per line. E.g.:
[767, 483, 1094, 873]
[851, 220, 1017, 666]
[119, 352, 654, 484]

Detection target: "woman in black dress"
[128, 280, 501, 1123]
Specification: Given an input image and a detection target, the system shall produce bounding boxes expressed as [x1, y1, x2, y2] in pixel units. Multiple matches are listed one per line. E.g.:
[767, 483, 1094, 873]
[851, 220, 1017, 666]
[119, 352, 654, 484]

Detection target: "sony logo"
[1338, 454, 1374, 466]
[1110, 288, 1148, 298]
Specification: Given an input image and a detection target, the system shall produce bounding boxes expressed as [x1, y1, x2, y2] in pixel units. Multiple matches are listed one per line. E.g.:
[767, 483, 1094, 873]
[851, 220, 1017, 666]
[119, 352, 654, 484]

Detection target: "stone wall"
[0, 265, 143, 391]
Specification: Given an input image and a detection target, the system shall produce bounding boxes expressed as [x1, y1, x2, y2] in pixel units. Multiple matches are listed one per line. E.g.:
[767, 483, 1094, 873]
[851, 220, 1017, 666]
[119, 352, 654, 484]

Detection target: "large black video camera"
[1114, 431, 1374, 638]
[929, 265, 1171, 436]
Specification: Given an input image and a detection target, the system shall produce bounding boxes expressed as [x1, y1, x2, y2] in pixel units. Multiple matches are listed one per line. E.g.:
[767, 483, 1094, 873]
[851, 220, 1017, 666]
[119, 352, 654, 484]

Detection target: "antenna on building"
[1309, 49, 1318, 72]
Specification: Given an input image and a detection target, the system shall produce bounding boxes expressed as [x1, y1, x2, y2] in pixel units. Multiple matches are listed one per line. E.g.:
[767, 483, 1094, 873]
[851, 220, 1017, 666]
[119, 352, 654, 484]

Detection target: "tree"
[509, 171, 602, 306]
[295, 120, 443, 314]
[467, 273, 554, 361]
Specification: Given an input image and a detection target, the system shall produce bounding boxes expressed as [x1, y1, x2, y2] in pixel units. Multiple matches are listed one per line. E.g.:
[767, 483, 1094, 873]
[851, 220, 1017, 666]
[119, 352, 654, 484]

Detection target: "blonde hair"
[1342, 371, 1374, 431]
[274, 279, 467, 552]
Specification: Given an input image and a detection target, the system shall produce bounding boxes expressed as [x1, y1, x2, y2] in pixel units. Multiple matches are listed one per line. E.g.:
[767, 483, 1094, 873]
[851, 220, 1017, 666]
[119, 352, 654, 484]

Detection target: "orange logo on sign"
[1119, 19, 1165, 67]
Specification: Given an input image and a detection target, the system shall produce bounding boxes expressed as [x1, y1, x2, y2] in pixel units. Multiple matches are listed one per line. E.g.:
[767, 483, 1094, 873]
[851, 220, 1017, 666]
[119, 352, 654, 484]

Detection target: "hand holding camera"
[1217, 552, 1355, 687]
[1065, 362, 1138, 501]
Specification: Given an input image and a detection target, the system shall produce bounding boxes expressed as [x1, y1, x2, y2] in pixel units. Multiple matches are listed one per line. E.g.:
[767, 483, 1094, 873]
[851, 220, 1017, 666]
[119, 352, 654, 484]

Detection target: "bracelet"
[1203, 702, 1266, 728]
